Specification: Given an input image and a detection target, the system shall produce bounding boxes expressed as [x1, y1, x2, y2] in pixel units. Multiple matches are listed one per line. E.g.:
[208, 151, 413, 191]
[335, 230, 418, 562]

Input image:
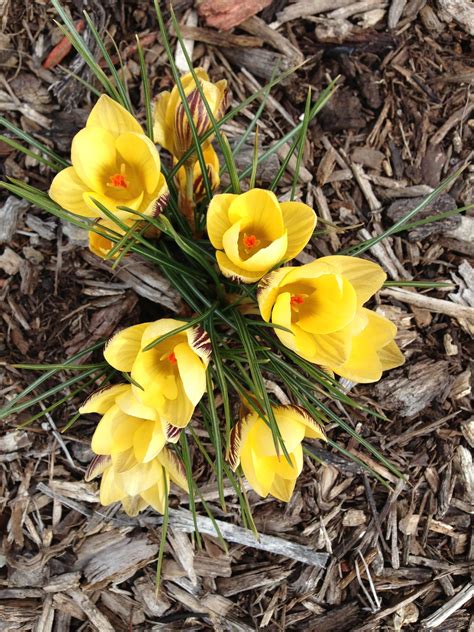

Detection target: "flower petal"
[207, 194, 239, 249]
[228, 189, 285, 240]
[216, 251, 265, 283]
[174, 341, 206, 406]
[276, 405, 326, 441]
[104, 323, 150, 372]
[158, 447, 189, 492]
[270, 474, 297, 502]
[133, 420, 166, 463]
[160, 378, 195, 429]
[71, 127, 117, 192]
[79, 383, 129, 415]
[241, 445, 274, 498]
[115, 388, 160, 421]
[91, 404, 141, 455]
[297, 274, 357, 335]
[227, 413, 255, 471]
[186, 326, 212, 367]
[317, 256, 386, 306]
[87, 94, 143, 137]
[141, 480, 167, 514]
[49, 167, 97, 217]
[378, 339, 405, 371]
[280, 201, 316, 261]
[257, 267, 292, 322]
[153, 90, 173, 152]
[115, 132, 161, 195]
[85, 454, 111, 481]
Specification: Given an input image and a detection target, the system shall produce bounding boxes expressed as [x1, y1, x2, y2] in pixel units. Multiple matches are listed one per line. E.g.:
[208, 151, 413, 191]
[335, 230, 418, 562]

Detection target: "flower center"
[243, 233, 260, 252]
[167, 352, 177, 365]
[290, 294, 305, 311]
[107, 164, 129, 190]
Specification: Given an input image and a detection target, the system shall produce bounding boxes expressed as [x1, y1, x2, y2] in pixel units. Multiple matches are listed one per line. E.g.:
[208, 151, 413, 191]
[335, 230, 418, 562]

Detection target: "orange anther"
[290, 295, 305, 308]
[168, 352, 177, 365]
[108, 173, 128, 189]
[243, 234, 259, 249]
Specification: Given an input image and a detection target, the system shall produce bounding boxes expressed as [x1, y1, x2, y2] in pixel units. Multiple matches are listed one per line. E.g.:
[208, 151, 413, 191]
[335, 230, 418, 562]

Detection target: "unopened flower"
[228, 405, 325, 502]
[104, 319, 211, 430]
[80, 383, 172, 460]
[153, 68, 227, 161]
[207, 189, 317, 283]
[49, 95, 168, 227]
[176, 143, 220, 201]
[258, 256, 404, 383]
[85, 448, 188, 516]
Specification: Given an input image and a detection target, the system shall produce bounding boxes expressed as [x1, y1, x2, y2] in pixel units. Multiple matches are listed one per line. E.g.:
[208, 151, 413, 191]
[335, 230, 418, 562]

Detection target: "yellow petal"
[83, 190, 145, 221]
[257, 267, 292, 322]
[121, 459, 162, 496]
[280, 201, 316, 261]
[100, 466, 124, 505]
[104, 323, 150, 371]
[121, 494, 148, 516]
[85, 454, 111, 481]
[71, 127, 117, 192]
[133, 420, 166, 463]
[131, 353, 171, 409]
[273, 405, 326, 442]
[49, 167, 97, 217]
[378, 339, 404, 371]
[158, 447, 189, 492]
[174, 341, 206, 406]
[334, 309, 397, 383]
[153, 91, 173, 152]
[270, 474, 297, 502]
[140, 318, 186, 350]
[216, 251, 265, 283]
[297, 274, 357, 334]
[266, 446, 303, 480]
[115, 388, 160, 421]
[91, 404, 141, 454]
[79, 383, 128, 415]
[227, 413, 255, 471]
[88, 225, 115, 259]
[272, 292, 316, 357]
[207, 194, 238, 249]
[317, 256, 386, 306]
[250, 411, 306, 458]
[115, 132, 161, 195]
[160, 379, 195, 429]
[310, 328, 352, 367]
[141, 480, 167, 514]
[227, 189, 285, 240]
[87, 94, 143, 137]
[240, 445, 274, 498]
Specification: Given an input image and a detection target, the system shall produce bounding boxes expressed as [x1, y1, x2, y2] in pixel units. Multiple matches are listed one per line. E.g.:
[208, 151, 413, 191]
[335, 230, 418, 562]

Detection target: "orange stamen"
[108, 173, 128, 189]
[290, 295, 305, 308]
[243, 234, 259, 250]
[167, 352, 177, 365]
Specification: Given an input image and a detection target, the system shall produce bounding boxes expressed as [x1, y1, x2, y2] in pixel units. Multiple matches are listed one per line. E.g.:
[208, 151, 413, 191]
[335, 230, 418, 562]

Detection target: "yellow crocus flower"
[49, 94, 168, 226]
[103, 320, 211, 430]
[257, 256, 405, 383]
[175, 143, 220, 201]
[80, 383, 175, 461]
[85, 448, 188, 516]
[228, 405, 325, 502]
[207, 189, 317, 283]
[153, 68, 227, 161]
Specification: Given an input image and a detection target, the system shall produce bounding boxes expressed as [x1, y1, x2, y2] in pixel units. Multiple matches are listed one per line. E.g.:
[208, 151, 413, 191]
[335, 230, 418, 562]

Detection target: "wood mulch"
[0, 0, 473, 630]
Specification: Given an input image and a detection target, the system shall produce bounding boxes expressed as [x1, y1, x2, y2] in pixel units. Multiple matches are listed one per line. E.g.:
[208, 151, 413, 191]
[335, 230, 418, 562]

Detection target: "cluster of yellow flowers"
[49, 69, 404, 515]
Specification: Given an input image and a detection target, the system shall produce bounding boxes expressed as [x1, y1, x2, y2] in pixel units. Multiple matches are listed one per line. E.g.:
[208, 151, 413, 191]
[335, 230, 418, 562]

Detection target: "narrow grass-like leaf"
[179, 433, 202, 548]
[82, 11, 132, 110]
[51, 0, 123, 103]
[136, 36, 154, 141]
[249, 127, 259, 190]
[290, 88, 311, 200]
[393, 204, 472, 233]
[0, 135, 61, 171]
[142, 304, 217, 352]
[155, 469, 169, 593]
[383, 280, 454, 288]
[205, 372, 226, 510]
[0, 116, 69, 168]
[344, 168, 465, 256]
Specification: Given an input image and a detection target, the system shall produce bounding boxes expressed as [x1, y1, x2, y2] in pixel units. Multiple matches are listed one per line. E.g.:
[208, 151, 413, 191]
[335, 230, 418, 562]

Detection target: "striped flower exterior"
[258, 256, 405, 383]
[153, 68, 227, 161]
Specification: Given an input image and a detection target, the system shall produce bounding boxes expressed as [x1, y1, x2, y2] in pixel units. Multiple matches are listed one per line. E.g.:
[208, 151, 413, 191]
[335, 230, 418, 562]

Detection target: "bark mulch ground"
[0, 1, 473, 630]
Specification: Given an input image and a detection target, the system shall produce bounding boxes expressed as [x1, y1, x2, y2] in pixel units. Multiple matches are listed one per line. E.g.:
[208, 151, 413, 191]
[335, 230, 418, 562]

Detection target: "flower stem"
[181, 163, 196, 232]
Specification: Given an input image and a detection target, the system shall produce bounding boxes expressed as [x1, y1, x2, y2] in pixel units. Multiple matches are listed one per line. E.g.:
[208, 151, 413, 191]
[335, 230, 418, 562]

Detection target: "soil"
[0, 1, 473, 630]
